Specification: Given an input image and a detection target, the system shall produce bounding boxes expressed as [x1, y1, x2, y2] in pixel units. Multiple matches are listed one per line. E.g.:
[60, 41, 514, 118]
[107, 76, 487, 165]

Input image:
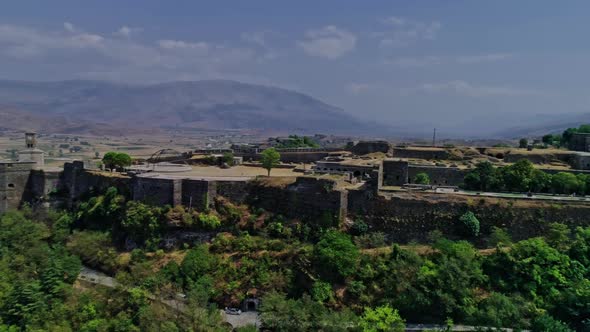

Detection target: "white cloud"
[63, 22, 75, 33]
[386, 56, 443, 68]
[241, 30, 280, 61]
[347, 82, 371, 94]
[0, 23, 261, 82]
[241, 31, 269, 47]
[158, 39, 209, 53]
[387, 53, 513, 68]
[375, 17, 441, 48]
[408, 80, 541, 97]
[298, 25, 356, 59]
[455, 53, 512, 64]
[114, 26, 142, 38]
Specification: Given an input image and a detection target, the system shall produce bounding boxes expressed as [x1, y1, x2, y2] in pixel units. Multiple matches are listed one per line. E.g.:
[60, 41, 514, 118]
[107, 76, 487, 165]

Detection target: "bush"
[354, 232, 386, 249]
[351, 219, 369, 235]
[197, 213, 221, 230]
[413, 172, 430, 185]
[360, 305, 405, 332]
[311, 280, 333, 303]
[314, 230, 359, 281]
[459, 211, 480, 237]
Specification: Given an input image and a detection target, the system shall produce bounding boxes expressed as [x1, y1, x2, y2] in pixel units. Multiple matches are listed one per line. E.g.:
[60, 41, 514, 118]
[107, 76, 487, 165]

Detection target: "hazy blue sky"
[2, 1, 590, 136]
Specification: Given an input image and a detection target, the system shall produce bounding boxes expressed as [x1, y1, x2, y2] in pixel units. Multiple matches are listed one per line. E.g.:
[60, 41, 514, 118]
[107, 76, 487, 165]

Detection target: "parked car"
[224, 307, 242, 315]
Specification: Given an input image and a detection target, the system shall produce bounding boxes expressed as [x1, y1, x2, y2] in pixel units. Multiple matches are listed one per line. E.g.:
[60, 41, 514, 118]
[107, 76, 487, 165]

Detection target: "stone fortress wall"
[0, 161, 36, 213]
[381, 159, 467, 187]
[5, 137, 590, 243]
[4, 158, 590, 244]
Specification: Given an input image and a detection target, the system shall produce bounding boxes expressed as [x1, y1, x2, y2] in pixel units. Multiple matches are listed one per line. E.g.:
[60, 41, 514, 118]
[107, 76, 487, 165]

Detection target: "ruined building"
[0, 133, 50, 213]
[569, 133, 590, 152]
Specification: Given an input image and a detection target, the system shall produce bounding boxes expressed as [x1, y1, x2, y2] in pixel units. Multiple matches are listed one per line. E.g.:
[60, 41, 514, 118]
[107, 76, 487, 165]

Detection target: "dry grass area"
[253, 176, 298, 188]
[362, 244, 501, 257]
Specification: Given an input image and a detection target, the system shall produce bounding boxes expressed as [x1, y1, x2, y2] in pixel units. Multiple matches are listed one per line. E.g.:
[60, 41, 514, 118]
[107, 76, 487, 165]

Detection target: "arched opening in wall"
[247, 301, 256, 311]
[353, 170, 361, 177]
[496, 153, 504, 159]
[7, 183, 14, 189]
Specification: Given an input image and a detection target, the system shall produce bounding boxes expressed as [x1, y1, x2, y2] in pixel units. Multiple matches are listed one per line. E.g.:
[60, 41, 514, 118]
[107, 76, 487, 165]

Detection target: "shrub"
[198, 213, 221, 230]
[413, 172, 430, 185]
[354, 232, 386, 249]
[351, 219, 369, 235]
[459, 211, 480, 237]
[311, 280, 333, 303]
[314, 230, 359, 281]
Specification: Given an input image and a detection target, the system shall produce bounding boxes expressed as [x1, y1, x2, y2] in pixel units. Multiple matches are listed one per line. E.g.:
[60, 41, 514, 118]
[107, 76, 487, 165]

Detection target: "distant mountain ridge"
[0, 79, 383, 135]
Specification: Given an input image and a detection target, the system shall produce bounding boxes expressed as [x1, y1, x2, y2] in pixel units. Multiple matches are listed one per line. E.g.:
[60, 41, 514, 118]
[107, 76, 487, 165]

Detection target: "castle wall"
[246, 177, 347, 223]
[382, 160, 409, 186]
[347, 190, 590, 243]
[392, 147, 449, 160]
[181, 179, 211, 210]
[349, 141, 390, 155]
[63, 161, 132, 205]
[132, 176, 181, 206]
[570, 153, 590, 170]
[569, 133, 590, 152]
[0, 162, 35, 213]
[408, 165, 467, 186]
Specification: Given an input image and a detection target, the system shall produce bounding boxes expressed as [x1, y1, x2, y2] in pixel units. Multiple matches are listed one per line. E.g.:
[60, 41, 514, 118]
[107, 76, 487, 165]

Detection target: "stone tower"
[18, 132, 44, 167]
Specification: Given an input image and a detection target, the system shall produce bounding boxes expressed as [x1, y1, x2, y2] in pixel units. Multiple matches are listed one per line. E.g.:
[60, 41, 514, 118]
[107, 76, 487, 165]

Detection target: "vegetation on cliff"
[464, 159, 590, 195]
[1, 188, 589, 331]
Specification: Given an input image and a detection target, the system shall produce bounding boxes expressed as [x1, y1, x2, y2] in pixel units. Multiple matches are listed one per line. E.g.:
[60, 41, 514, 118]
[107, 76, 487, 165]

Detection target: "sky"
[2, 0, 590, 137]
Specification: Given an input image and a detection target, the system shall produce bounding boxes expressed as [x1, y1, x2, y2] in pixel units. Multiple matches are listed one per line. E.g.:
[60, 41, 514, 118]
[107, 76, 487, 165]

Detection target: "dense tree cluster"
[536, 123, 590, 149]
[2, 187, 590, 331]
[464, 160, 590, 194]
[274, 135, 320, 149]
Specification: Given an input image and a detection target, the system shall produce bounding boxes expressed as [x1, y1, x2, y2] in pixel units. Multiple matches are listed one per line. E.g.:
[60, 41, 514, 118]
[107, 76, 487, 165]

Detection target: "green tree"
[261, 148, 280, 176]
[359, 305, 405, 332]
[530, 169, 552, 192]
[459, 211, 480, 237]
[464, 161, 502, 191]
[502, 159, 535, 192]
[314, 230, 359, 281]
[180, 245, 214, 285]
[545, 223, 571, 252]
[552, 172, 581, 194]
[542, 134, 556, 146]
[221, 152, 234, 166]
[519, 138, 528, 148]
[470, 292, 529, 329]
[413, 172, 430, 185]
[532, 314, 574, 332]
[121, 201, 165, 249]
[484, 237, 583, 303]
[311, 280, 333, 303]
[102, 152, 132, 170]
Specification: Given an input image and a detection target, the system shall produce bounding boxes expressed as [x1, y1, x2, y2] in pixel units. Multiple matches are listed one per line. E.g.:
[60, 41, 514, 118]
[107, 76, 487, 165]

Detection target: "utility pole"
[432, 128, 437, 147]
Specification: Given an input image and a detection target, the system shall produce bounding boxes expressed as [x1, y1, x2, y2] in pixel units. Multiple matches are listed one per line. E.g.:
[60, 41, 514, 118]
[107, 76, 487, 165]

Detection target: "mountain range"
[0, 80, 383, 136]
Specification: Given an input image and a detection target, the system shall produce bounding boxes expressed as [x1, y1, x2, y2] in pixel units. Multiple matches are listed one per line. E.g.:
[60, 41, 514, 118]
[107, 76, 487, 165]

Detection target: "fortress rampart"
[4, 160, 590, 244]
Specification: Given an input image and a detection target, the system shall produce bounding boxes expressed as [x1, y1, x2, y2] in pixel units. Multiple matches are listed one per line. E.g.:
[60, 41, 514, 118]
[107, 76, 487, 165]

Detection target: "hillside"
[0, 80, 381, 135]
